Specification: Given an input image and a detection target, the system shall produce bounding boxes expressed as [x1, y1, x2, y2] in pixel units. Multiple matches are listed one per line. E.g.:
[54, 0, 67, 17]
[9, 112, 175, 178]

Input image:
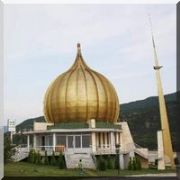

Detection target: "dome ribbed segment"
[44, 44, 119, 123]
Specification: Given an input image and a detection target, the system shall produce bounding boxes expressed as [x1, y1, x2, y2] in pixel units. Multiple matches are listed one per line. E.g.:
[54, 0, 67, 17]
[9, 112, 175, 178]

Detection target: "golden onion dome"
[43, 43, 120, 123]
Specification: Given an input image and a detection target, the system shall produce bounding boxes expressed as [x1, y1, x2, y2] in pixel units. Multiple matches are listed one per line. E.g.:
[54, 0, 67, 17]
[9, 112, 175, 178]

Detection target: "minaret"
[149, 17, 175, 168]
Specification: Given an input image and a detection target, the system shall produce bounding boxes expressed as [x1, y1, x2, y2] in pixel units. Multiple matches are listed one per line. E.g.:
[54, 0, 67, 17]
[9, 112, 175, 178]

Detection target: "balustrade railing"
[95, 144, 116, 154]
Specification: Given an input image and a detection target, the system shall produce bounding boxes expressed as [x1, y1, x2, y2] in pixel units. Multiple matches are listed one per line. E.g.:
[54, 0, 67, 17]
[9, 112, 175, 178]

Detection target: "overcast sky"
[3, 4, 176, 125]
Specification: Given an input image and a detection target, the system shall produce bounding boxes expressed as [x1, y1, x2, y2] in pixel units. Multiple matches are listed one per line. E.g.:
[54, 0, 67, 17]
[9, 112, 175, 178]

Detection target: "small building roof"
[47, 121, 121, 130]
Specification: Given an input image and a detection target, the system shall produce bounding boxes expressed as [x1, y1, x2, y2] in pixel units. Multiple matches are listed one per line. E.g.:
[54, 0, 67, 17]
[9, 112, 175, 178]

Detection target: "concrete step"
[12, 147, 29, 162]
[65, 153, 96, 169]
[135, 148, 148, 159]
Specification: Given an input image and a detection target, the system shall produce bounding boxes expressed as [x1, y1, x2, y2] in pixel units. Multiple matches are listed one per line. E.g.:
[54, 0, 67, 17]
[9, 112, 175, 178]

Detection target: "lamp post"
[115, 144, 120, 175]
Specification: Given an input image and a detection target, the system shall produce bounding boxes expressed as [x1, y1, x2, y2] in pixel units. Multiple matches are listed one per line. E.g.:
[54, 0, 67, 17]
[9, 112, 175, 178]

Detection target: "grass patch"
[4, 162, 176, 177]
[5, 162, 83, 177]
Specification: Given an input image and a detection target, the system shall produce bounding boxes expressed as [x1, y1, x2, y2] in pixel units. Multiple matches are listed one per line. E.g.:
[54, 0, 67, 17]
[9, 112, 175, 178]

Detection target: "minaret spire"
[148, 14, 161, 68]
[149, 15, 175, 168]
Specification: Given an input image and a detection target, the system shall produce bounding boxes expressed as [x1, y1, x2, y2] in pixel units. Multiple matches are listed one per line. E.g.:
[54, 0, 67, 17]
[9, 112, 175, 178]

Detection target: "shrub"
[107, 155, 114, 169]
[36, 151, 41, 165]
[115, 154, 120, 170]
[4, 135, 16, 163]
[33, 151, 37, 164]
[128, 156, 142, 170]
[50, 151, 56, 166]
[132, 157, 137, 170]
[28, 149, 36, 163]
[97, 155, 106, 171]
[58, 153, 65, 169]
[128, 157, 133, 170]
[136, 157, 142, 170]
[44, 150, 49, 165]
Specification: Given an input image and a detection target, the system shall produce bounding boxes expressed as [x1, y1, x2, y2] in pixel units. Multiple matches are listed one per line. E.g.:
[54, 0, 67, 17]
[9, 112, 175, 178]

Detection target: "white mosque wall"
[33, 122, 54, 131]
[120, 122, 135, 153]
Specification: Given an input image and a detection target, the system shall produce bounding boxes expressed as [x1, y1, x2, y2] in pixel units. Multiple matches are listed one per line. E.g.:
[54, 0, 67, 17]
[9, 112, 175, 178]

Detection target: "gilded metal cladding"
[43, 44, 120, 123]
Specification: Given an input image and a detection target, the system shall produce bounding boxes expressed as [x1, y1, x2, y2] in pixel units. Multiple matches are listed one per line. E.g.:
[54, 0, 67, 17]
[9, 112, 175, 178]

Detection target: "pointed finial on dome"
[71, 43, 88, 68]
[77, 43, 81, 48]
[77, 43, 81, 54]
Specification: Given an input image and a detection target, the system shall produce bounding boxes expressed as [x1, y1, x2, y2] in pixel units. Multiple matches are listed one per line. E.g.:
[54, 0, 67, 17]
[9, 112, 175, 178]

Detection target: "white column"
[116, 132, 119, 144]
[108, 132, 111, 147]
[27, 135, 30, 151]
[91, 132, 96, 153]
[53, 133, 56, 152]
[104, 132, 107, 148]
[100, 133, 104, 148]
[110, 132, 115, 151]
[107, 133, 109, 147]
[119, 132, 121, 145]
[157, 130, 165, 170]
[120, 132, 123, 150]
[33, 134, 36, 150]
[119, 154, 125, 170]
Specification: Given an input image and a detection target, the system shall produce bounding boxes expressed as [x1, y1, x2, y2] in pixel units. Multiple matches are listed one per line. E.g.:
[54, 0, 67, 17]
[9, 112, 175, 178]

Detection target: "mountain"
[15, 91, 180, 150]
[120, 92, 180, 150]
[16, 116, 45, 133]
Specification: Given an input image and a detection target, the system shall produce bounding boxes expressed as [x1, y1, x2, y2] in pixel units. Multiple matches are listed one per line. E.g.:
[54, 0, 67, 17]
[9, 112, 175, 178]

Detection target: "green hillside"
[15, 92, 180, 150]
[16, 116, 45, 133]
[120, 91, 180, 150]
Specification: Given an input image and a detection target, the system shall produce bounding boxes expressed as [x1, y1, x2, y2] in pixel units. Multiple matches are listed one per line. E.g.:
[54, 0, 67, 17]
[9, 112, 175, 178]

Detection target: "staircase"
[134, 143, 149, 159]
[64, 152, 96, 169]
[12, 145, 29, 162]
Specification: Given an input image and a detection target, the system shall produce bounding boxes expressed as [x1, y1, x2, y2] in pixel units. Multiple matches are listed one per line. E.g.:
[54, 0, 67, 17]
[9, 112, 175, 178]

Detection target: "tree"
[4, 135, 16, 164]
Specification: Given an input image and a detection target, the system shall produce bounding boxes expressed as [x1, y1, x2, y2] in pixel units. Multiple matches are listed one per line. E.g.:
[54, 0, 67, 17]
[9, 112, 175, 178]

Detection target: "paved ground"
[128, 173, 177, 177]
[81, 176, 179, 180]
[2, 176, 180, 180]
[3, 173, 180, 180]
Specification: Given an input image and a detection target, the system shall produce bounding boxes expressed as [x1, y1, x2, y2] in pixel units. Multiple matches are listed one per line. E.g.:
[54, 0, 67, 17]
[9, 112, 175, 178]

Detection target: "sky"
[3, 4, 176, 125]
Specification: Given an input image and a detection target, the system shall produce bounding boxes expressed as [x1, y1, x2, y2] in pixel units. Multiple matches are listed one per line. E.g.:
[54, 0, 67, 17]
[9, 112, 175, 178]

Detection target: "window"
[68, 136, 73, 148]
[56, 135, 66, 146]
[45, 135, 53, 146]
[82, 135, 90, 148]
[75, 136, 81, 148]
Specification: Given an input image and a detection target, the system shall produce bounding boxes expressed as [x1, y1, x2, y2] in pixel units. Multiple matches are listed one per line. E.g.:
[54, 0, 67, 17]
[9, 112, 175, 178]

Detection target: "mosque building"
[13, 44, 150, 169]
